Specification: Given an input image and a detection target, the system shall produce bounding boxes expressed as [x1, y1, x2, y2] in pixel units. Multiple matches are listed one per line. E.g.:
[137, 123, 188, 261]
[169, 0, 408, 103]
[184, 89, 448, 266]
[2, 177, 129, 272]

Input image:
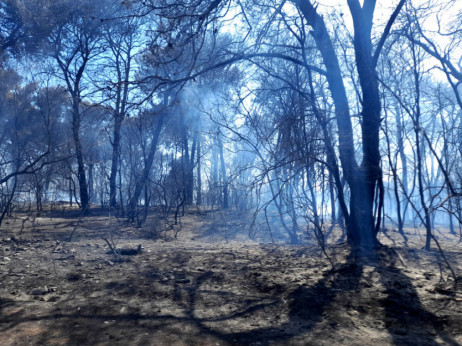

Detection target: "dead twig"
[102, 236, 121, 257]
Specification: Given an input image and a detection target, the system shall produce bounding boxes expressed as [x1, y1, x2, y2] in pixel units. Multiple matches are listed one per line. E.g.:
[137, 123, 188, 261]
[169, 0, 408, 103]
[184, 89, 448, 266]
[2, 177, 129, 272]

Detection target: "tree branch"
[372, 0, 406, 67]
[0, 151, 69, 185]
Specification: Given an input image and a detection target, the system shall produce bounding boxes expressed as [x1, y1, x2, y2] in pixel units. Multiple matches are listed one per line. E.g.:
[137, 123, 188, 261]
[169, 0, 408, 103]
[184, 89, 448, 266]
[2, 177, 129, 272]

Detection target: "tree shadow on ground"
[377, 246, 458, 345]
[215, 251, 364, 344]
[0, 250, 362, 345]
[0, 246, 459, 345]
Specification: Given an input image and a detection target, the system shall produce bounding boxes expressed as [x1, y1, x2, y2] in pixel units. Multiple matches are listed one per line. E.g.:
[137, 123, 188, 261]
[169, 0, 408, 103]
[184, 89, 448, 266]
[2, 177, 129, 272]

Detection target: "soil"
[0, 207, 462, 345]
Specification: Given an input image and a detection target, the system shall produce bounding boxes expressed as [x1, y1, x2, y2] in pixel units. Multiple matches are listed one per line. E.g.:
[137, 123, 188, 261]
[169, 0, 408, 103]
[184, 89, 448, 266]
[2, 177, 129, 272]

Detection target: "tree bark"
[71, 98, 89, 211]
[128, 111, 166, 219]
[218, 135, 228, 209]
[197, 133, 202, 206]
[294, 0, 403, 251]
[109, 115, 123, 208]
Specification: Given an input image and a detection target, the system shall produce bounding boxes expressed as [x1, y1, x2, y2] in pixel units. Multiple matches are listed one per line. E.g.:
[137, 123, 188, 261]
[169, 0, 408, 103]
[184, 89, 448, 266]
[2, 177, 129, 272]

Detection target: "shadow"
[0, 248, 364, 345]
[1, 244, 459, 345]
[377, 246, 458, 346]
[171, 249, 364, 344]
[0, 297, 16, 317]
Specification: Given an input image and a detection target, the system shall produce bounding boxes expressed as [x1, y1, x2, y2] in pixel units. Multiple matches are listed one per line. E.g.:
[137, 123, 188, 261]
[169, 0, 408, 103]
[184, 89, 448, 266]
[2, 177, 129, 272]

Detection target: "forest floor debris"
[0, 208, 461, 345]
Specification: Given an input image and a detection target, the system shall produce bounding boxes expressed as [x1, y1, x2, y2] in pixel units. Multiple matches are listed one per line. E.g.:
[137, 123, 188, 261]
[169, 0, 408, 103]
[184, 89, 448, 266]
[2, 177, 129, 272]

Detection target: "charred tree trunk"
[383, 113, 407, 242]
[88, 162, 94, 203]
[211, 142, 219, 208]
[107, 21, 134, 209]
[128, 111, 166, 220]
[295, 0, 404, 251]
[328, 171, 336, 224]
[118, 153, 125, 216]
[393, 103, 410, 222]
[218, 135, 228, 209]
[71, 98, 89, 211]
[347, 0, 385, 250]
[180, 112, 194, 206]
[196, 134, 202, 206]
[409, 35, 432, 250]
[109, 115, 123, 208]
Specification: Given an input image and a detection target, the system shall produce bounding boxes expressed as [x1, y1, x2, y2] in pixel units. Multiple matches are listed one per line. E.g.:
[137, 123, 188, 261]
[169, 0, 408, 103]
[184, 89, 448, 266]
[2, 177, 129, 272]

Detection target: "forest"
[0, 0, 462, 345]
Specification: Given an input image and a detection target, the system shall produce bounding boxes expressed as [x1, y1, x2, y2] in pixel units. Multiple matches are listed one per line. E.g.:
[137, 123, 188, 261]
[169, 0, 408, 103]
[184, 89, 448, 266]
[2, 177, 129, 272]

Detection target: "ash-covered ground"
[0, 208, 461, 345]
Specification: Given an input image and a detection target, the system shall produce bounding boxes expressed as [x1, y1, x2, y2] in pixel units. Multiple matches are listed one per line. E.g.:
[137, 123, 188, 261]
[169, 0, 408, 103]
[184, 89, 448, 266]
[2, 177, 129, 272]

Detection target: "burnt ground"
[0, 207, 461, 345]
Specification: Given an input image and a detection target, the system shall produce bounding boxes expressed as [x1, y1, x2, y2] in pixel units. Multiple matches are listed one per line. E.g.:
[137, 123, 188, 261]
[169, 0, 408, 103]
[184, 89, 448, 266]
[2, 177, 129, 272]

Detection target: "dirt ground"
[0, 207, 462, 345]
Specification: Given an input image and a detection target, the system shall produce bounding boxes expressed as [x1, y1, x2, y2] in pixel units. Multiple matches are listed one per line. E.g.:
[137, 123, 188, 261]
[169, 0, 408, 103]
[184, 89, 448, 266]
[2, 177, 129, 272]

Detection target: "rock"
[31, 287, 49, 295]
[47, 296, 60, 302]
[67, 273, 82, 281]
[117, 244, 142, 256]
[423, 272, 434, 280]
[89, 292, 103, 298]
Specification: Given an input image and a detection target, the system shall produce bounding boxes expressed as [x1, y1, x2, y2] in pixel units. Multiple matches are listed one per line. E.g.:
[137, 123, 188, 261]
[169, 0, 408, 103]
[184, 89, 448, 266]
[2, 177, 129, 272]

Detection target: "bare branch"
[372, 0, 406, 67]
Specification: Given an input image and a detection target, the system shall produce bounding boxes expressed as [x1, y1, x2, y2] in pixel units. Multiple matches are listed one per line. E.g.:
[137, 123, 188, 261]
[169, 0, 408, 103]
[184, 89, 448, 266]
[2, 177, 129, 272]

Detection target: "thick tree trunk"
[347, 0, 383, 250]
[118, 155, 125, 216]
[181, 113, 194, 205]
[69, 176, 73, 207]
[196, 134, 202, 206]
[188, 132, 197, 205]
[297, 1, 359, 246]
[348, 172, 378, 249]
[107, 28, 133, 209]
[72, 100, 89, 211]
[0, 177, 17, 227]
[109, 115, 123, 208]
[88, 163, 94, 202]
[295, 0, 404, 251]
